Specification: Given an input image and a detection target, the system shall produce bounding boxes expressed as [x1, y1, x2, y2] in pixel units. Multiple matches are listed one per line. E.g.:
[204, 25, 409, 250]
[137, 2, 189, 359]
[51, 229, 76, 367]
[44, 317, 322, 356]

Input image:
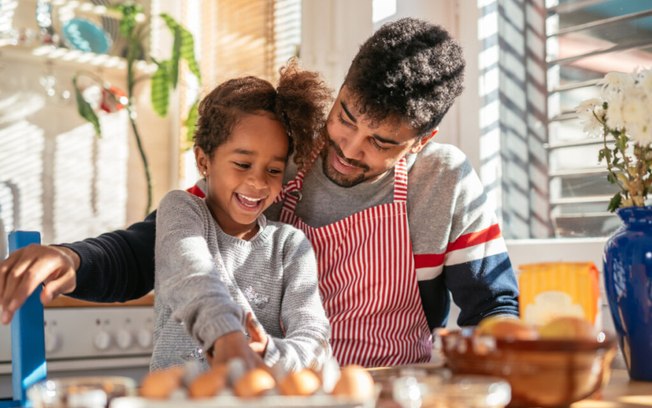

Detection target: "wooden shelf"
[0, 44, 156, 75]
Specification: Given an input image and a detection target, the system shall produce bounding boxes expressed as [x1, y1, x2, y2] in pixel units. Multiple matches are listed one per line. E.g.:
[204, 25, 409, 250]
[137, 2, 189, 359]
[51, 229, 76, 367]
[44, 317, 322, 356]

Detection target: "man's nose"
[339, 133, 365, 160]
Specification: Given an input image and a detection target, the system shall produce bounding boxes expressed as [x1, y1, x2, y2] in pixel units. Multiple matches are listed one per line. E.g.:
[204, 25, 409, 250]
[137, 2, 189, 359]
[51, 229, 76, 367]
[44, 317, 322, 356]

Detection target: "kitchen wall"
[0, 2, 175, 254]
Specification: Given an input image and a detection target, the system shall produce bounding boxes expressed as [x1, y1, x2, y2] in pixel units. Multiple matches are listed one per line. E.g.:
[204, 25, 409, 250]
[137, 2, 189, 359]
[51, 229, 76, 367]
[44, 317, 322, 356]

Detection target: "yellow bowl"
[438, 329, 617, 408]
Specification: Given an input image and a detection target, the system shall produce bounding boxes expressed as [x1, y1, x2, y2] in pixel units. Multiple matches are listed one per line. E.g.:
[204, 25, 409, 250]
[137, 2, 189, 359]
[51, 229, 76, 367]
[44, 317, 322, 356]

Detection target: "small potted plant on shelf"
[73, 2, 201, 215]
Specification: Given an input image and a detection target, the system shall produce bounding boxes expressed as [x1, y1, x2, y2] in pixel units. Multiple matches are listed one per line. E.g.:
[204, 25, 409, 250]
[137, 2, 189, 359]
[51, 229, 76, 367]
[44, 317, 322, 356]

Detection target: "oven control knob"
[136, 328, 153, 348]
[93, 331, 112, 350]
[44, 330, 60, 353]
[116, 329, 133, 349]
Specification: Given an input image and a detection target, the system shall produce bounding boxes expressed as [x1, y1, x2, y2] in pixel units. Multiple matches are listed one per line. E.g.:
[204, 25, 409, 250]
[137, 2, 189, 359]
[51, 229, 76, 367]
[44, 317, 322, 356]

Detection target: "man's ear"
[195, 146, 209, 175]
[409, 129, 438, 154]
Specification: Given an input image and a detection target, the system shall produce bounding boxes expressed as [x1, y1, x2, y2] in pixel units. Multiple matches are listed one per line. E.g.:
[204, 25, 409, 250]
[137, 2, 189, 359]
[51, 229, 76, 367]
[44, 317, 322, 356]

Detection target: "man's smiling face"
[321, 86, 433, 187]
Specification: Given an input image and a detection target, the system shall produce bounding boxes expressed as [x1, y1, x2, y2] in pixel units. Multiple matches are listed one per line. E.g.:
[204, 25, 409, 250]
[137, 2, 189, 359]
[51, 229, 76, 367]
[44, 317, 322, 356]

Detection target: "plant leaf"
[151, 61, 170, 117]
[72, 77, 101, 136]
[184, 98, 200, 146]
[608, 192, 622, 212]
[160, 13, 201, 82]
[169, 28, 181, 88]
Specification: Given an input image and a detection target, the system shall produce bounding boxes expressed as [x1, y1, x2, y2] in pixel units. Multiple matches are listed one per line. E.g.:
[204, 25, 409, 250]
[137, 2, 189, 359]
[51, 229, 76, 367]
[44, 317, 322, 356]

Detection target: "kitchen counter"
[571, 368, 652, 407]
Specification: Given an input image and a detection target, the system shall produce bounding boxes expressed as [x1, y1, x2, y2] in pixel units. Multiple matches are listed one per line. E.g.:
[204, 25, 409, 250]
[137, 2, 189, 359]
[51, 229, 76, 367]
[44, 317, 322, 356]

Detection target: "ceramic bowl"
[436, 328, 617, 408]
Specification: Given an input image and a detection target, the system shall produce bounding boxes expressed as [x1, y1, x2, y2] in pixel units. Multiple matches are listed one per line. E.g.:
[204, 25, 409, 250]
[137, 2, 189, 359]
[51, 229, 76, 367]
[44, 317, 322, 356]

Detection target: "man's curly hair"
[344, 18, 465, 137]
[194, 59, 332, 168]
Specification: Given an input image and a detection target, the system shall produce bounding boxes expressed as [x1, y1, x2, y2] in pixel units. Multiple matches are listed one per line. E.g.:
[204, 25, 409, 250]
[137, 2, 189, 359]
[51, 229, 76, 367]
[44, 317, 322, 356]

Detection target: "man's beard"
[320, 139, 370, 188]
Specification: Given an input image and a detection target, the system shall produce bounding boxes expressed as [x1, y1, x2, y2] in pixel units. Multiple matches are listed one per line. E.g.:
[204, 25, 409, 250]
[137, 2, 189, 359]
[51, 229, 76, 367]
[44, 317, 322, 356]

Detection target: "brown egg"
[233, 368, 277, 398]
[139, 366, 185, 399]
[278, 368, 321, 396]
[188, 364, 228, 399]
[538, 316, 597, 340]
[477, 318, 538, 340]
[331, 365, 375, 401]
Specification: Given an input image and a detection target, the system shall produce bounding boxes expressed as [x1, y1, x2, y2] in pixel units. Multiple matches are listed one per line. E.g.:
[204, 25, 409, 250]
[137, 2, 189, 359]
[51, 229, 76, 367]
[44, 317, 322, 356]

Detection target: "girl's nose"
[247, 170, 268, 191]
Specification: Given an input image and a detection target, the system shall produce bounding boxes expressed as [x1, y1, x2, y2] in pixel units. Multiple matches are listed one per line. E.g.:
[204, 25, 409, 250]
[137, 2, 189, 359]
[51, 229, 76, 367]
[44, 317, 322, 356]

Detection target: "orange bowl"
[437, 329, 617, 408]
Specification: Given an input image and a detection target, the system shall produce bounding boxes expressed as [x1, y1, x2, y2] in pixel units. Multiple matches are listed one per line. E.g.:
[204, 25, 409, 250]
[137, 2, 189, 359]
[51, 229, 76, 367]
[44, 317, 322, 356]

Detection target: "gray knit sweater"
[152, 190, 331, 372]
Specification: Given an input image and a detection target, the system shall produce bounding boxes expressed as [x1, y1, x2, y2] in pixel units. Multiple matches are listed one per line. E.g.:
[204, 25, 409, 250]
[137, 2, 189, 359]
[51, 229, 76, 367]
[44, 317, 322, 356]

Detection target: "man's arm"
[63, 211, 157, 302]
[0, 212, 157, 324]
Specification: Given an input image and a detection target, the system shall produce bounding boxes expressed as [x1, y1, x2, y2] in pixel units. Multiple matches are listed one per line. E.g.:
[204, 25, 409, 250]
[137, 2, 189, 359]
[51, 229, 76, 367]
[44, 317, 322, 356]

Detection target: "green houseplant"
[73, 2, 201, 215]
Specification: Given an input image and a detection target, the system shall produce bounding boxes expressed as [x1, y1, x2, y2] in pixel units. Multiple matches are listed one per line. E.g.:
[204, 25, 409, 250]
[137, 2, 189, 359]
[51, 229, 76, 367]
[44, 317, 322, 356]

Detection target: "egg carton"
[110, 394, 364, 408]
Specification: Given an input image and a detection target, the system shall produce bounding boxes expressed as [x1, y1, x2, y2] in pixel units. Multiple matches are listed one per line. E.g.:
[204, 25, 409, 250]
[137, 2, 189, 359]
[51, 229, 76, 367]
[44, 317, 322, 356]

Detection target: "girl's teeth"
[238, 194, 261, 205]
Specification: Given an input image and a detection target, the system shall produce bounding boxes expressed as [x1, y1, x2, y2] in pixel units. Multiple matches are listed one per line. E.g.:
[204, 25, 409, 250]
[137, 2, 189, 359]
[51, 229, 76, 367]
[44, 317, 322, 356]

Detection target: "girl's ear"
[409, 128, 438, 154]
[195, 146, 209, 176]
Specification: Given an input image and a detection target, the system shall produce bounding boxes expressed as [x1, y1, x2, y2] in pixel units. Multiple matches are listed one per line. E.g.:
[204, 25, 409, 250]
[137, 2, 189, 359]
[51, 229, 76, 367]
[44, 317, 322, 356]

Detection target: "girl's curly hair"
[344, 18, 465, 137]
[194, 59, 332, 168]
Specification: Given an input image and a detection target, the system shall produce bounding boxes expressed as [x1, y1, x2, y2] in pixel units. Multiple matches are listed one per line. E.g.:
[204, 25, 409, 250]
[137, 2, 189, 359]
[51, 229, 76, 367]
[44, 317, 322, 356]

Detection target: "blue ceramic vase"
[603, 206, 652, 381]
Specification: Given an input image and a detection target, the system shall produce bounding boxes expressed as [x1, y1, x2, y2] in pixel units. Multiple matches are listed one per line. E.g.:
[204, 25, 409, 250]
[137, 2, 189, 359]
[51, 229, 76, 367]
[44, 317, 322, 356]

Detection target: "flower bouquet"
[575, 69, 652, 211]
[579, 68, 652, 381]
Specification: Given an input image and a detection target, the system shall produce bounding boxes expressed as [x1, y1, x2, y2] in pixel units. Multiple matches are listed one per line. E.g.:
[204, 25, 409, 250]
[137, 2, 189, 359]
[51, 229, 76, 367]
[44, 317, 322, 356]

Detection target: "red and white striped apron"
[279, 150, 431, 367]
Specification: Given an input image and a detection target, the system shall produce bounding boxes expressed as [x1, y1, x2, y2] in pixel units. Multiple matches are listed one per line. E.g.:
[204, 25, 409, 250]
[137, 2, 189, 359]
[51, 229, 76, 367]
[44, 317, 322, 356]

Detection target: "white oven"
[0, 297, 154, 399]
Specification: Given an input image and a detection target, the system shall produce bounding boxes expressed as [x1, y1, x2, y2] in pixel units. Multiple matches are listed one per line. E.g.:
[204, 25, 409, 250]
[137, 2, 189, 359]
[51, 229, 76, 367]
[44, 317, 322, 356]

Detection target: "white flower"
[605, 95, 625, 130]
[638, 69, 652, 98]
[575, 98, 604, 138]
[601, 72, 636, 97]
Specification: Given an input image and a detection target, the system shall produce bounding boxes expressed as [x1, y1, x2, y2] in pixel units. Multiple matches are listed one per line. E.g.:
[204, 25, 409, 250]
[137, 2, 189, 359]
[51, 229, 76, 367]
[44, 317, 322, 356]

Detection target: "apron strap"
[393, 157, 408, 204]
[276, 137, 326, 205]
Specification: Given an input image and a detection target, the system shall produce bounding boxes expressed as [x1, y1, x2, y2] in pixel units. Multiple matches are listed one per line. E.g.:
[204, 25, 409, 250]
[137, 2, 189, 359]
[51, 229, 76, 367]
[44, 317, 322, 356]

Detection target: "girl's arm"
[260, 230, 331, 371]
[155, 190, 260, 367]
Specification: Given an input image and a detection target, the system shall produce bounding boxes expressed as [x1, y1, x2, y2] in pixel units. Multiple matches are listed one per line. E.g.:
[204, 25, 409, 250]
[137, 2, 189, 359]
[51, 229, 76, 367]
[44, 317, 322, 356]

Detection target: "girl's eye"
[233, 162, 250, 169]
[268, 168, 283, 175]
[370, 138, 390, 151]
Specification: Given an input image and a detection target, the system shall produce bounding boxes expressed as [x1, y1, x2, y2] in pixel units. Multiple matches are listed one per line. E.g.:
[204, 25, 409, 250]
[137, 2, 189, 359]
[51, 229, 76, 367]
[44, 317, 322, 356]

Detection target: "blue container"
[603, 206, 652, 381]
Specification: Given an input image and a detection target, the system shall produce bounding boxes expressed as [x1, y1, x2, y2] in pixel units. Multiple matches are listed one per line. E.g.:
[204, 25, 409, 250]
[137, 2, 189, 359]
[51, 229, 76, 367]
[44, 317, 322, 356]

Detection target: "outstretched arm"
[0, 212, 157, 324]
[64, 211, 157, 302]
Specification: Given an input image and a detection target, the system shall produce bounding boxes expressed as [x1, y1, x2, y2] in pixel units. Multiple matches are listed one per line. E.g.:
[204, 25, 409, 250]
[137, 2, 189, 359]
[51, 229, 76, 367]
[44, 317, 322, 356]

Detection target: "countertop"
[572, 368, 652, 407]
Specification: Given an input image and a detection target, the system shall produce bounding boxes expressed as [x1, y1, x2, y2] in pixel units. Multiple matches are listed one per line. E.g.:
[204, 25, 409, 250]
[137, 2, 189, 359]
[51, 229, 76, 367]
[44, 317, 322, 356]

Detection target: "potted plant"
[73, 2, 201, 215]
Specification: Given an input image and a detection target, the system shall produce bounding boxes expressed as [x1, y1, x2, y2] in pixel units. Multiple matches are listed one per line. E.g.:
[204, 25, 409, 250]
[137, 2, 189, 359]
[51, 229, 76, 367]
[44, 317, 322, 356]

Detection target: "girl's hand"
[210, 331, 264, 369]
[246, 312, 269, 357]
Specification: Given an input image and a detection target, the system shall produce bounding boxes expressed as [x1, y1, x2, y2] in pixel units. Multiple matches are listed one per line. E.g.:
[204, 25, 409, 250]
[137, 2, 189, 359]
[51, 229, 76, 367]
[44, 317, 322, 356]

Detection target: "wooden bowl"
[438, 329, 617, 408]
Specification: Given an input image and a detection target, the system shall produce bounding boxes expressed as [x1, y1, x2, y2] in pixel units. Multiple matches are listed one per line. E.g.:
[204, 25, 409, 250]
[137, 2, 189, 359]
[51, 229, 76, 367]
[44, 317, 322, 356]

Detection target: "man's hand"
[245, 312, 268, 357]
[210, 331, 265, 370]
[0, 244, 78, 324]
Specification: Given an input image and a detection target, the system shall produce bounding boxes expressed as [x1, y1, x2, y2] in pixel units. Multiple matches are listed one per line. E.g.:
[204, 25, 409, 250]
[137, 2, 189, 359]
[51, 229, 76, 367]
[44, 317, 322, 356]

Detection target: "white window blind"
[546, 0, 652, 237]
[197, 0, 300, 89]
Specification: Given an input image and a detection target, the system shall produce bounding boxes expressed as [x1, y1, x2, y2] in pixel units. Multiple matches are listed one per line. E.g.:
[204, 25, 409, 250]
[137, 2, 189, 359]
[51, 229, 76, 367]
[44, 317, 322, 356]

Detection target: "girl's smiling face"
[196, 112, 289, 239]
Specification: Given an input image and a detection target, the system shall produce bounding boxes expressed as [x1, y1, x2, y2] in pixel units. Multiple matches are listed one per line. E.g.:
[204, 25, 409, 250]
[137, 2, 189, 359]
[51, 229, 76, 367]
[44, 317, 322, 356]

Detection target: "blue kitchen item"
[0, 231, 47, 407]
[62, 17, 112, 54]
[604, 206, 652, 381]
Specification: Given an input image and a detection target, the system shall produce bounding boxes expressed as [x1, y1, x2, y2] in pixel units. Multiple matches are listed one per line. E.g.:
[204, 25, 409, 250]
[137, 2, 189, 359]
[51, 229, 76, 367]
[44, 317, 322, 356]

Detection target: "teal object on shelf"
[62, 18, 112, 54]
[0, 231, 47, 408]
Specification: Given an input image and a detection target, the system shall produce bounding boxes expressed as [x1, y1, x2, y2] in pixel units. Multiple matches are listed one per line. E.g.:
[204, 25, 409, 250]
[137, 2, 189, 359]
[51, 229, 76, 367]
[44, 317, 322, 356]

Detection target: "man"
[0, 18, 518, 367]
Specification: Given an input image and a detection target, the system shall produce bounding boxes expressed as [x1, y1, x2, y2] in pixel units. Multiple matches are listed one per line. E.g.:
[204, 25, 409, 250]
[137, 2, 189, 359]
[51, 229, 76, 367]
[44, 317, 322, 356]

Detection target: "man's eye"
[370, 138, 390, 151]
[338, 113, 355, 128]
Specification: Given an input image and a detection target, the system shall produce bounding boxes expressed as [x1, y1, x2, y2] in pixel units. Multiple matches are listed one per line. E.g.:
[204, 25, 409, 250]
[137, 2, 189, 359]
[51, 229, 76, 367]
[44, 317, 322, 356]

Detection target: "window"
[546, 0, 652, 237]
[179, 0, 301, 186]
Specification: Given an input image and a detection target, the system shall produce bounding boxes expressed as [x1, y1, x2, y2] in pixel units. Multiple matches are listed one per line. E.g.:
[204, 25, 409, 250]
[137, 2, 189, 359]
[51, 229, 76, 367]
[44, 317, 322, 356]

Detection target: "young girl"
[151, 61, 332, 372]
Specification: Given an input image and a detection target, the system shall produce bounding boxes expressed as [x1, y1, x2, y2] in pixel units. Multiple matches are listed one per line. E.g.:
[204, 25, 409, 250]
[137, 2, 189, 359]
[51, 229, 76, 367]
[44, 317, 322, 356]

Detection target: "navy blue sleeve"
[61, 211, 157, 302]
[444, 252, 519, 327]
